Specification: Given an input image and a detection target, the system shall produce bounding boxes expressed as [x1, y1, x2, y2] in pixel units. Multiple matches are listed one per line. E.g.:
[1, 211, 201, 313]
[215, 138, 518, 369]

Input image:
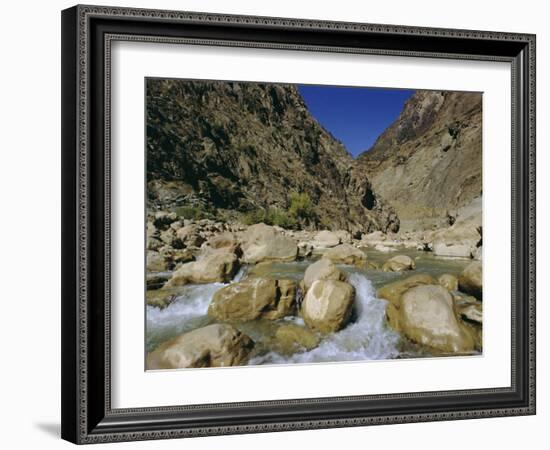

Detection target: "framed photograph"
[61, 4, 536, 444]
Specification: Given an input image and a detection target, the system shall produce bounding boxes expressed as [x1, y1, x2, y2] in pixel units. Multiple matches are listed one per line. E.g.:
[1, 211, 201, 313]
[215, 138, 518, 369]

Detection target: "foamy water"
[146, 270, 402, 361]
[146, 267, 251, 351]
[249, 273, 401, 365]
[146, 282, 223, 351]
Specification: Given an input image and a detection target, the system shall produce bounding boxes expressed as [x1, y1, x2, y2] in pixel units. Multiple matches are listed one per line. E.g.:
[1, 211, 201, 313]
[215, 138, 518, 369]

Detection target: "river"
[146, 249, 473, 365]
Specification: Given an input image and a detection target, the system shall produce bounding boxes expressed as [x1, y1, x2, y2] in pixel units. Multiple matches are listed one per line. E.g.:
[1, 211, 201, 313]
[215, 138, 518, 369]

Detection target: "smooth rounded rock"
[146, 324, 254, 369]
[302, 280, 355, 333]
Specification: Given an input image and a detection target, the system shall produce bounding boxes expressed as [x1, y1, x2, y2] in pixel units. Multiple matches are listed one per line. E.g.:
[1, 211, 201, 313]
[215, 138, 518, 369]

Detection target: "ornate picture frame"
[61, 4, 536, 444]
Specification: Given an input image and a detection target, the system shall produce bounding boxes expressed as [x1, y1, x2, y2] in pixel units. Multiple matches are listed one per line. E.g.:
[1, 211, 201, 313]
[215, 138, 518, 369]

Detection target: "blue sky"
[298, 85, 414, 158]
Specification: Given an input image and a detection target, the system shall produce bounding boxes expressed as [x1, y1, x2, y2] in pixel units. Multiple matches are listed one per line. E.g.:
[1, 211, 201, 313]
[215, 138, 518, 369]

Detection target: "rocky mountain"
[146, 79, 399, 235]
[355, 91, 482, 231]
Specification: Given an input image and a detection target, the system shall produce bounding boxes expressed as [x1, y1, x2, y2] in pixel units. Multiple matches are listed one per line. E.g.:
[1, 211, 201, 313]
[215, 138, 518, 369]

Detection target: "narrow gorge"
[145, 79, 483, 369]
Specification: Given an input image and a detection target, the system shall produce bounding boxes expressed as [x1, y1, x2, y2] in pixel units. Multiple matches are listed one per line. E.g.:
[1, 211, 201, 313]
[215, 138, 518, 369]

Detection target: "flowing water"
[146, 249, 472, 364]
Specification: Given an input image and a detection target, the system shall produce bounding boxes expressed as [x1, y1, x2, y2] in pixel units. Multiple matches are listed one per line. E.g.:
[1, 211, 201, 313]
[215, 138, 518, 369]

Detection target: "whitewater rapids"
[146, 269, 401, 364]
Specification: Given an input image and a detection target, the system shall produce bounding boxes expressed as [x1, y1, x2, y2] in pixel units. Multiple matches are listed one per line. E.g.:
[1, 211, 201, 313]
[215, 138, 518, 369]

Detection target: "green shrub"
[243, 209, 267, 226]
[175, 205, 215, 220]
[242, 193, 319, 229]
[288, 192, 317, 225]
[242, 208, 297, 229]
[269, 209, 297, 229]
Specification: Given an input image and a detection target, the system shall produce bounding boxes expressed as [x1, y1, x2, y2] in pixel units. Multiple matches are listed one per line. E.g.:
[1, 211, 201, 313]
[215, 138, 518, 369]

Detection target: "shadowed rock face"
[355, 90, 482, 231]
[146, 79, 399, 234]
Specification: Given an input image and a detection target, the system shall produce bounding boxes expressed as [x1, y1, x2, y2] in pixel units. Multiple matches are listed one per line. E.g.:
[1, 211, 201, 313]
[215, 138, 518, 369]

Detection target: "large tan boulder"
[310, 230, 341, 249]
[273, 323, 320, 355]
[400, 285, 476, 353]
[241, 223, 297, 264]
[176, 224, 206, 248]
[438, 273, 459, 292]
[377, 273, 435, 308]
[382, 254, 416, 272]
[302, 259, 346, 291]
[147, 251, 168, 272]
[322, 244, 367, 267]
[458, 261, 482, 299]
[302, 280, 355, 333]
[431, 221, 481, 258]
[146, 324, 254, 369]
[204, 232, 241, 255]
[164, 248, 239, 287]
[208, 278, 297, 321]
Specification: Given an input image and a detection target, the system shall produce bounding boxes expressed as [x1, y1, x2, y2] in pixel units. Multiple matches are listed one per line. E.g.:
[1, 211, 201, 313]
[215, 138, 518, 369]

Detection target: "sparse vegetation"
[243, 208, 297, 229]
[288, 192, 316, 224]
[242, 192, 318, 229]
[175, 205, 217, 221]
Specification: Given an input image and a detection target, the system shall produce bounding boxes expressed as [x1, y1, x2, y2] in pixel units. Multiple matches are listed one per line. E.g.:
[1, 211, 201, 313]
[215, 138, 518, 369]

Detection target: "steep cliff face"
[355, 91, 482, 230]
[146, 78, 399, 234]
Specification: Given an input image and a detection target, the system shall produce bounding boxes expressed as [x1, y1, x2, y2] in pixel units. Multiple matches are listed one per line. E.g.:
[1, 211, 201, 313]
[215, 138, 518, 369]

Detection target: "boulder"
[432, 242, 475, 258]
[302, 259, 346, 291]
[169, 220, 184, 231]
[302, 280, 355, 333]
[438, 274, 459, 292]
[146, 273, 171, 291]
[457, 302, 483, 324]
[310, 230, 341, 249]
[171, 249, 195, 266]
[458, 261, 482, 299]
[159, 228, 179, 247]
[146, 324, 254, 369]
[273, 323, 320, 355]
[146, 287, 180, 308]
[208, 278, 297, 321]
[153, 211, 178, 229]
[377, 273, 435, 308]
[431, 221, 481, 258]
[241, 223, 298, 264]
[204, 232, 241, 255]
[399, 285, 476, 353]
[385, 302, 402, 332]
[322, 244, 367, 267]
[147, 251, 168, 272]
[382, 254, 416, 272]
[176, 224, 206, 248]
[164, 248, 239, 287]
[451, 291, 479, 305]
[146, 221, 157, 238]
[147, 237, 163, 251]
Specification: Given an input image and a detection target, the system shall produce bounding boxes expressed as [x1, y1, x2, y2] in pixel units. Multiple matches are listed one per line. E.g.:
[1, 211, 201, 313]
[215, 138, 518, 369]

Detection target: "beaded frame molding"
[61, 4, 536, 444]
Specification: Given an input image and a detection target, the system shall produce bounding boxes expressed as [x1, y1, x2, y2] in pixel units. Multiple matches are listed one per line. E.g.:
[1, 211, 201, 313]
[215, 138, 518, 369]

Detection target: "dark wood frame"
[61, 4, 536, 444]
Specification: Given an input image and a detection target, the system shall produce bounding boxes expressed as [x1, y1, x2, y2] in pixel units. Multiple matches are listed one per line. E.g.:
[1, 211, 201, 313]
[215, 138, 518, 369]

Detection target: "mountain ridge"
[355, 90, 482, 230]
[146, 78, 400, 235]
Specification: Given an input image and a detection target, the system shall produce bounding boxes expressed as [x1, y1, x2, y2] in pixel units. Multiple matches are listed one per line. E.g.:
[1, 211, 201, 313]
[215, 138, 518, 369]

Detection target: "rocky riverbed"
[146, 211, 482, 370]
